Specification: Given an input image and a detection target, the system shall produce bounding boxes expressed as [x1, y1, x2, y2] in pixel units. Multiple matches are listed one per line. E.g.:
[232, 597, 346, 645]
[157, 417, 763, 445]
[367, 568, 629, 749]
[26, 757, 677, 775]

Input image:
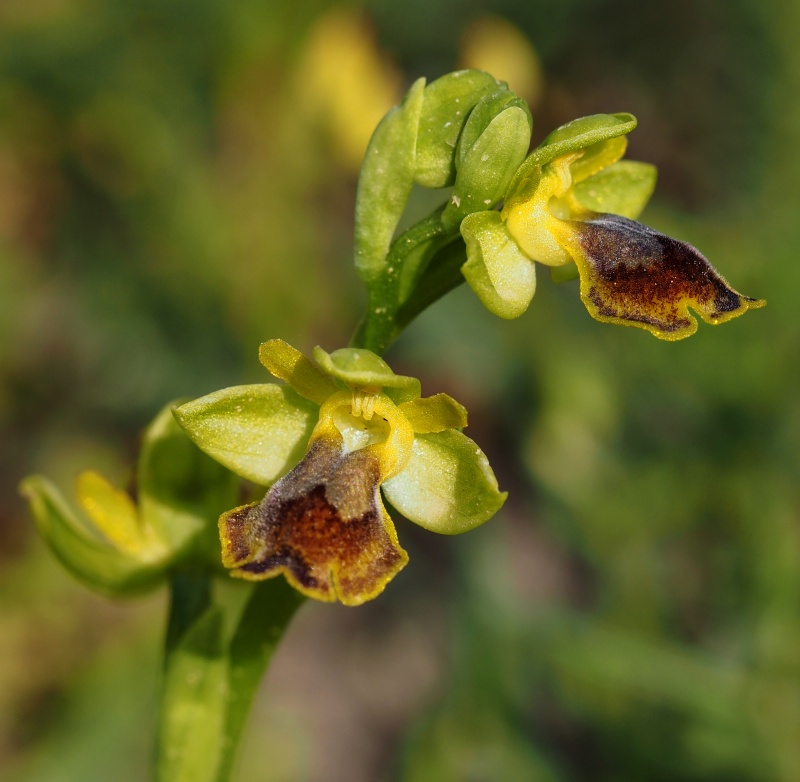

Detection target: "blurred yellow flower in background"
[293, 8, 402, 170]
[459, 16, 543, 111]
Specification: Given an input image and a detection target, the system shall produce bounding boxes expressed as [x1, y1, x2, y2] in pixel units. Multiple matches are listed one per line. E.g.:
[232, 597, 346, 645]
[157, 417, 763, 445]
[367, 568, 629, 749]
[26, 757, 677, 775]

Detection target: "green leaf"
[460, 210, 536, 319]
[19, 475, 167, 595]
[382, 429, 507, 534]
[573, 159, 657, 219]
[139, 401, 239, 567]
[354, 77, 425, 283]
[173, 384, 318, 487]
[216, 580, 305, 781]
[414, 69, 501, 188]
[442, 106, 533, 231]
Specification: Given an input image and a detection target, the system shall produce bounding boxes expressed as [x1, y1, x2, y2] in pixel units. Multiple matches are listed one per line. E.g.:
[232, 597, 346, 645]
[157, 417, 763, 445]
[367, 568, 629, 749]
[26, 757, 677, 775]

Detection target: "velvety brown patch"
[572, 214, 764, 340]
[219, 438, 408, 605]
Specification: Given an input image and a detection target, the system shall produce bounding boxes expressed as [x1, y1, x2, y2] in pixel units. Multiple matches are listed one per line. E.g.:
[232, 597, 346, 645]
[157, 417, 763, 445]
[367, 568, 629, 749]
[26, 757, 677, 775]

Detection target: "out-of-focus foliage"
[1, 1, 796, 781]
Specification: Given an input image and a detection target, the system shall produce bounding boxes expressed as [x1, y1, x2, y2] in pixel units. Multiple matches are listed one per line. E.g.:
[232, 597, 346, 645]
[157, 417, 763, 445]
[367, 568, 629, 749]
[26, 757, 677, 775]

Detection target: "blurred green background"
[1, 0, 797, 780]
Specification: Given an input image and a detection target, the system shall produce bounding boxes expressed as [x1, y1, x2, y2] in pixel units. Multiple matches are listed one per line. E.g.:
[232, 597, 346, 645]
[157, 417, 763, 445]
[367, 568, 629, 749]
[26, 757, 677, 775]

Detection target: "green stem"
[156, 574, 304, 782]
[352, 209, 464, 354]
[215, 579, 305, 781]
[164, 571, 213, 655]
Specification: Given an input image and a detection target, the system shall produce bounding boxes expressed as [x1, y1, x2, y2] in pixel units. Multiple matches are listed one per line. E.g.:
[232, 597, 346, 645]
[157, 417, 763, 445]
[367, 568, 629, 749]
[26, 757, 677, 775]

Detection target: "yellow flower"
[460, 114, 765, 339]
[175, 340, 506, 606]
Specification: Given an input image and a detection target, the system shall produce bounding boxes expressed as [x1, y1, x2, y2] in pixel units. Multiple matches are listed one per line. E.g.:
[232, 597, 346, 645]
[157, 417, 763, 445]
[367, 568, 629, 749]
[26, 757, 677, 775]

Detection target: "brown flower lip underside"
[576, 214, 763, 337]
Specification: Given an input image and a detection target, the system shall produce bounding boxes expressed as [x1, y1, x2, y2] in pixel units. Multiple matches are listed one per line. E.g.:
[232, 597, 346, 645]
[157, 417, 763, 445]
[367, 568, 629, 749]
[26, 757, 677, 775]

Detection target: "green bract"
[174, 339, 506, 605]
[19, 403, 238, 596]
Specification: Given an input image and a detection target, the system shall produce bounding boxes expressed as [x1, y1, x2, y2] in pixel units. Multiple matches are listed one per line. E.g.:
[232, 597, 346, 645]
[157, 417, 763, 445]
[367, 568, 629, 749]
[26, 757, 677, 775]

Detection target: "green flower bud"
[20, 403, 238, 596]
[414, 69, 502, 188]
[441, 92, 533, 231]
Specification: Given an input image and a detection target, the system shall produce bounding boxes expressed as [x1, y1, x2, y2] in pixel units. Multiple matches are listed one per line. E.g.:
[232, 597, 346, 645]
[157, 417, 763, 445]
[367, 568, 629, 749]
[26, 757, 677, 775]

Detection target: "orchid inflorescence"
[19, 65, 764, 781]
[23, 69, 763, 609]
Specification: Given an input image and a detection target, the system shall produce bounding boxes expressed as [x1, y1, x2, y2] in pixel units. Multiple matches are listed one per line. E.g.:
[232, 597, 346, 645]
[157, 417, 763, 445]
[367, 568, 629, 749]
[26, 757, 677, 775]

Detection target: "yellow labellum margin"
[178, 340, 507, 605]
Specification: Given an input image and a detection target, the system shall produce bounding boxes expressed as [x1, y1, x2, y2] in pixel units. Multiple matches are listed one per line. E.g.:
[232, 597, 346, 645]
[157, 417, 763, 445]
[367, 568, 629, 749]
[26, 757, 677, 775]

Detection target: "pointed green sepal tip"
[19, 475, 168, 596]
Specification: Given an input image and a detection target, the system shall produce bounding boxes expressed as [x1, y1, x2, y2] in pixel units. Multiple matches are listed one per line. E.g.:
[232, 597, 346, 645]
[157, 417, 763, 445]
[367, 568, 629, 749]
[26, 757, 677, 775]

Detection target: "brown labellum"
[219, 436, 408, 606]
[571, 214, 764, 340]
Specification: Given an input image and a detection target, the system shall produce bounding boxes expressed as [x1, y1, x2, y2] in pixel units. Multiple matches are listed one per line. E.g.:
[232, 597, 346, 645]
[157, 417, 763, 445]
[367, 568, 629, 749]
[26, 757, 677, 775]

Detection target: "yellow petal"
[399, 393, 468, 433]
[560, 214, 765, 340]
[75, 470, 144, 554]
[219, 435, 408, 606]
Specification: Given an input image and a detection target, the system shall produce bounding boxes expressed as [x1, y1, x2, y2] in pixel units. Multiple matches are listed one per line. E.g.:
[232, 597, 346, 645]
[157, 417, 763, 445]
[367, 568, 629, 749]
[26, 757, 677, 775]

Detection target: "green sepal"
[19, 475, 168, 596]
[442, 105, 533, 231]
[173, 384, 318, 487]
[460, 210, 536, 319]
[354, 77, 425, 283]
[506, 113, 637, 200]
[382, 429, 507, 534]
[312, 346, 421, 402]
[572, 160, 657, 219]
[414, 69, 501, 188]
[139, 401, 240, 568]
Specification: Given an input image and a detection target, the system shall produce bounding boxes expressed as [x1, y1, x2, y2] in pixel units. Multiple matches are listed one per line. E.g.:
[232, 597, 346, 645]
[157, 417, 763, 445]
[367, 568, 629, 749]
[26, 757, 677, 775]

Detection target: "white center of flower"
[332, 392, 390, 453]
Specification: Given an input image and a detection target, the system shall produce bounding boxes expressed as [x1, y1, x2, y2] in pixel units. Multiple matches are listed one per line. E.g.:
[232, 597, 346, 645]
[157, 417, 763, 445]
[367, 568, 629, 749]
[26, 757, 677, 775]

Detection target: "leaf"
[156, 606, 227, 782]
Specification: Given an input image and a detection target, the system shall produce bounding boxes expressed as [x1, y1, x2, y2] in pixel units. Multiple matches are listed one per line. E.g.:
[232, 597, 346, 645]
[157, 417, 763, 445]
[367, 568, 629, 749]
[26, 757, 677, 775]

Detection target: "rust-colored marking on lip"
[219, 438, 408, 605]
